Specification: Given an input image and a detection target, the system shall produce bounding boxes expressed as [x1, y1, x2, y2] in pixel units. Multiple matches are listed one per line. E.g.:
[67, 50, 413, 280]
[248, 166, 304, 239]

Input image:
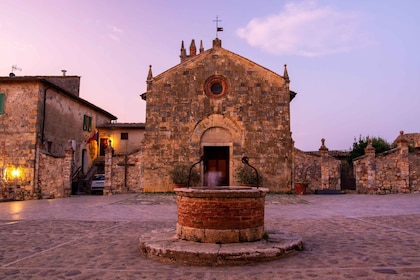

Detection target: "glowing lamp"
[11, 168, 21, 178]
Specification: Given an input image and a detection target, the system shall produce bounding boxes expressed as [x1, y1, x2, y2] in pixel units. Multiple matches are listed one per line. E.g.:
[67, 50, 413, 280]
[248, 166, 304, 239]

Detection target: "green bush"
[349, 135, 391, 163]
[235, 165, 263, 186]
[169, 163, 200, 186]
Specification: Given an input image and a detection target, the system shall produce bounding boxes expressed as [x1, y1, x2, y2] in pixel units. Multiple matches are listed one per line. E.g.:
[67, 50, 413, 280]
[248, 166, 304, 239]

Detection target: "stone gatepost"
[397, 132, 410, 192]
[63, 146, 73, 197]
[319, 138, 329, 190]
[365, 138, 376, 192]
[104, 146, 113, 195]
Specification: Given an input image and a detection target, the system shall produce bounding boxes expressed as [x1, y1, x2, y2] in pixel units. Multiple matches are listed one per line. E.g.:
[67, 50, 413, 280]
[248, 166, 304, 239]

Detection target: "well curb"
[139, 228, 304, 266]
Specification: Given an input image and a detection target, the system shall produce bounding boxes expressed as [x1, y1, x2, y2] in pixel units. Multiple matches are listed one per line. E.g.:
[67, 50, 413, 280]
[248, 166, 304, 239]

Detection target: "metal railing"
[241, 156, 260, 189]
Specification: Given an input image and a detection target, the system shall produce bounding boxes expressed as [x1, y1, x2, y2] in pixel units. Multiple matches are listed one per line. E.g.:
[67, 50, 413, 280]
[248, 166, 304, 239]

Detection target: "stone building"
[139, 38, 295, 192]
[0, 75, 116, 199]
[97, 123, 145, 193]
[96, 123, 145, 156]
[394, 132, 420, 152]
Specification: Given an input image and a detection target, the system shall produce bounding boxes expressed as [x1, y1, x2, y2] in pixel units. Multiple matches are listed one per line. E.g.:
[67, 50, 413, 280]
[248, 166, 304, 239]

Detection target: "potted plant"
[235, 165, 263, 187]
[295, 167, 309, 195]
[169, 163, 200, 188]
[294, 182, 308, 195]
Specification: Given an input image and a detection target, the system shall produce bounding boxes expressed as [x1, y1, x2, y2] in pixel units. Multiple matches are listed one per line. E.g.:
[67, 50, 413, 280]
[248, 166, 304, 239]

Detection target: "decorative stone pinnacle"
[367, 137, 372, 147]
[319, 138, 328, 150]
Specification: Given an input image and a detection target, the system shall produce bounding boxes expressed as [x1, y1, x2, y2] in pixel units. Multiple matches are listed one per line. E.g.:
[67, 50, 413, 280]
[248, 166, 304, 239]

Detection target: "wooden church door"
[203, 146, 229, 186]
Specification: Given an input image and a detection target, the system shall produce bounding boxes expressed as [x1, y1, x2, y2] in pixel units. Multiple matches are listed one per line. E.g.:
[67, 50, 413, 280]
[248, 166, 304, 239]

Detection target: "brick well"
[175, 187, 268, 243]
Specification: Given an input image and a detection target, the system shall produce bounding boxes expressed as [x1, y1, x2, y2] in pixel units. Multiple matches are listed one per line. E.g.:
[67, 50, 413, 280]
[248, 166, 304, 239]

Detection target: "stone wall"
[293, 149, 321, 193]
[104, 147, 144, 194]
[409, 153, 420, 192]
[293, 135, 420, 194]
[44, 76, 80, 97]
[43, 82, 113, 168]
[353, 139, 411, 194]
[293, 139, 341, 193]
[0, 81, 40, 198]
[37, 147, 73, 199]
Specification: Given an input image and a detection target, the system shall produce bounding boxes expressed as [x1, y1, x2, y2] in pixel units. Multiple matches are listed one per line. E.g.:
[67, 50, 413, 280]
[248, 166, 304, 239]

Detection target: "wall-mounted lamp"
[11, 168, 21, 179]
[5, 166, 23, 185]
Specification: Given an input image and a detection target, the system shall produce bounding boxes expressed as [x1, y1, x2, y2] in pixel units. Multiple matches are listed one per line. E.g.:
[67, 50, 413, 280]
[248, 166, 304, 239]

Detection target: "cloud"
[111, 25, 123, 33]
[108, 33, 120, 41]
[236, 1, 370, 56]
[107, 25, 123, 41]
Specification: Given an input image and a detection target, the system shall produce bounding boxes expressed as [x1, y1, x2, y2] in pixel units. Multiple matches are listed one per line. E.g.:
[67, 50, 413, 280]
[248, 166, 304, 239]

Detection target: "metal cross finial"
[213, 16, 223, 38]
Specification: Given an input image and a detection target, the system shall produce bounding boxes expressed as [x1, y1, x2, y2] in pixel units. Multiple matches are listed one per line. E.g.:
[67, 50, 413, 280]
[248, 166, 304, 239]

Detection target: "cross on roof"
[213, 16, 223, 38]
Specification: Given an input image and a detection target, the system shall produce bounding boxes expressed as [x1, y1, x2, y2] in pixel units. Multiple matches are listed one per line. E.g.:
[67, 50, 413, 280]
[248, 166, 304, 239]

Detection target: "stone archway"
[191, 114, 243, 186]
[190, 114, 243, 145]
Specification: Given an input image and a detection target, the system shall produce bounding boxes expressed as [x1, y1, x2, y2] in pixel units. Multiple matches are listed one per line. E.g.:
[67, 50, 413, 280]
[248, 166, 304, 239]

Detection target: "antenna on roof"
[12, 65, 22, 72]
[10, 65, 22, 77]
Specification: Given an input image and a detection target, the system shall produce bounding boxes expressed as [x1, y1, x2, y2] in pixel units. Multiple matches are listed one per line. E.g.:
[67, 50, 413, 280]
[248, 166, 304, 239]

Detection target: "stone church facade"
[140, 38, 295, 192]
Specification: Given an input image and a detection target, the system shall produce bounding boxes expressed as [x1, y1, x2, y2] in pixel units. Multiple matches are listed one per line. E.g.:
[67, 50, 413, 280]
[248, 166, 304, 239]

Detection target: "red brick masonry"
[175, 187, 269, 243]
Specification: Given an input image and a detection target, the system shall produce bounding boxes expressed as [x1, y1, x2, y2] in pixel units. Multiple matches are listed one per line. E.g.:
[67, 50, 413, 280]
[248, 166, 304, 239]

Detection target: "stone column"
[319, 138, 329, 190]
[104, 146, 113, 195]
[397, 131, 410, 193]
[364, 138, 376, 192]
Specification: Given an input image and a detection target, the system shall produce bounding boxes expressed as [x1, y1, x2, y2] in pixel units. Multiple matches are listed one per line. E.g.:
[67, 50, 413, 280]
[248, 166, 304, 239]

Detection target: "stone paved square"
[0, 193, 419, 279]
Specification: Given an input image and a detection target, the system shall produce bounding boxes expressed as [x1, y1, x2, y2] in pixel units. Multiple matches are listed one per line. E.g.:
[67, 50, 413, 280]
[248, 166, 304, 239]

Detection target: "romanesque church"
[140, 38, 295, 192]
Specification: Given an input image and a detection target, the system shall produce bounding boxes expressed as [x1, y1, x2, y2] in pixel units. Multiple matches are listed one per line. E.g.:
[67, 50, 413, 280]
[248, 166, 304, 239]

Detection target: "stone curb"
[139, 228, 304, 266]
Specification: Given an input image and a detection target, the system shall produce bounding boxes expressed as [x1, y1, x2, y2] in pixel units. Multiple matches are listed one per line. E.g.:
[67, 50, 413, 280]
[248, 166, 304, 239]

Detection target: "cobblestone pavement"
[0, 193, 419, 279]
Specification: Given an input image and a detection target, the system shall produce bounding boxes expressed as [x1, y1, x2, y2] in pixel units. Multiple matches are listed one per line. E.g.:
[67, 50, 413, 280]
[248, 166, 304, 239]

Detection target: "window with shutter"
[121, 132, 128, 140]
[83, 115, 92, 131]
[0, 93, 5, 115]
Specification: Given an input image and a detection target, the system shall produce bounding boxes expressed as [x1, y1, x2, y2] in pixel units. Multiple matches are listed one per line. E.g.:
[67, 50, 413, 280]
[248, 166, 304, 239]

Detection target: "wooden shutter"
[0, 93, 5, 114]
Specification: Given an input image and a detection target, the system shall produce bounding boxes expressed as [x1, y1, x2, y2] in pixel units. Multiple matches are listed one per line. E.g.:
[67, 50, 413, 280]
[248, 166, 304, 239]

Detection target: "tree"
[349, 135, 391, 163]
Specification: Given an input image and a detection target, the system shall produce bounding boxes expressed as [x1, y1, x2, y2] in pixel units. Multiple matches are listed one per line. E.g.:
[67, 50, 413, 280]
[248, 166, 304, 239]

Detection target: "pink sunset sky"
[1, 0, 419, 151]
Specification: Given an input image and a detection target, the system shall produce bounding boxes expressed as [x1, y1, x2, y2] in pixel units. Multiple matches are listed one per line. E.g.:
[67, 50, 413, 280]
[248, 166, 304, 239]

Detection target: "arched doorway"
[203, 146, 229, 186]
[201, 127, 232, 187]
